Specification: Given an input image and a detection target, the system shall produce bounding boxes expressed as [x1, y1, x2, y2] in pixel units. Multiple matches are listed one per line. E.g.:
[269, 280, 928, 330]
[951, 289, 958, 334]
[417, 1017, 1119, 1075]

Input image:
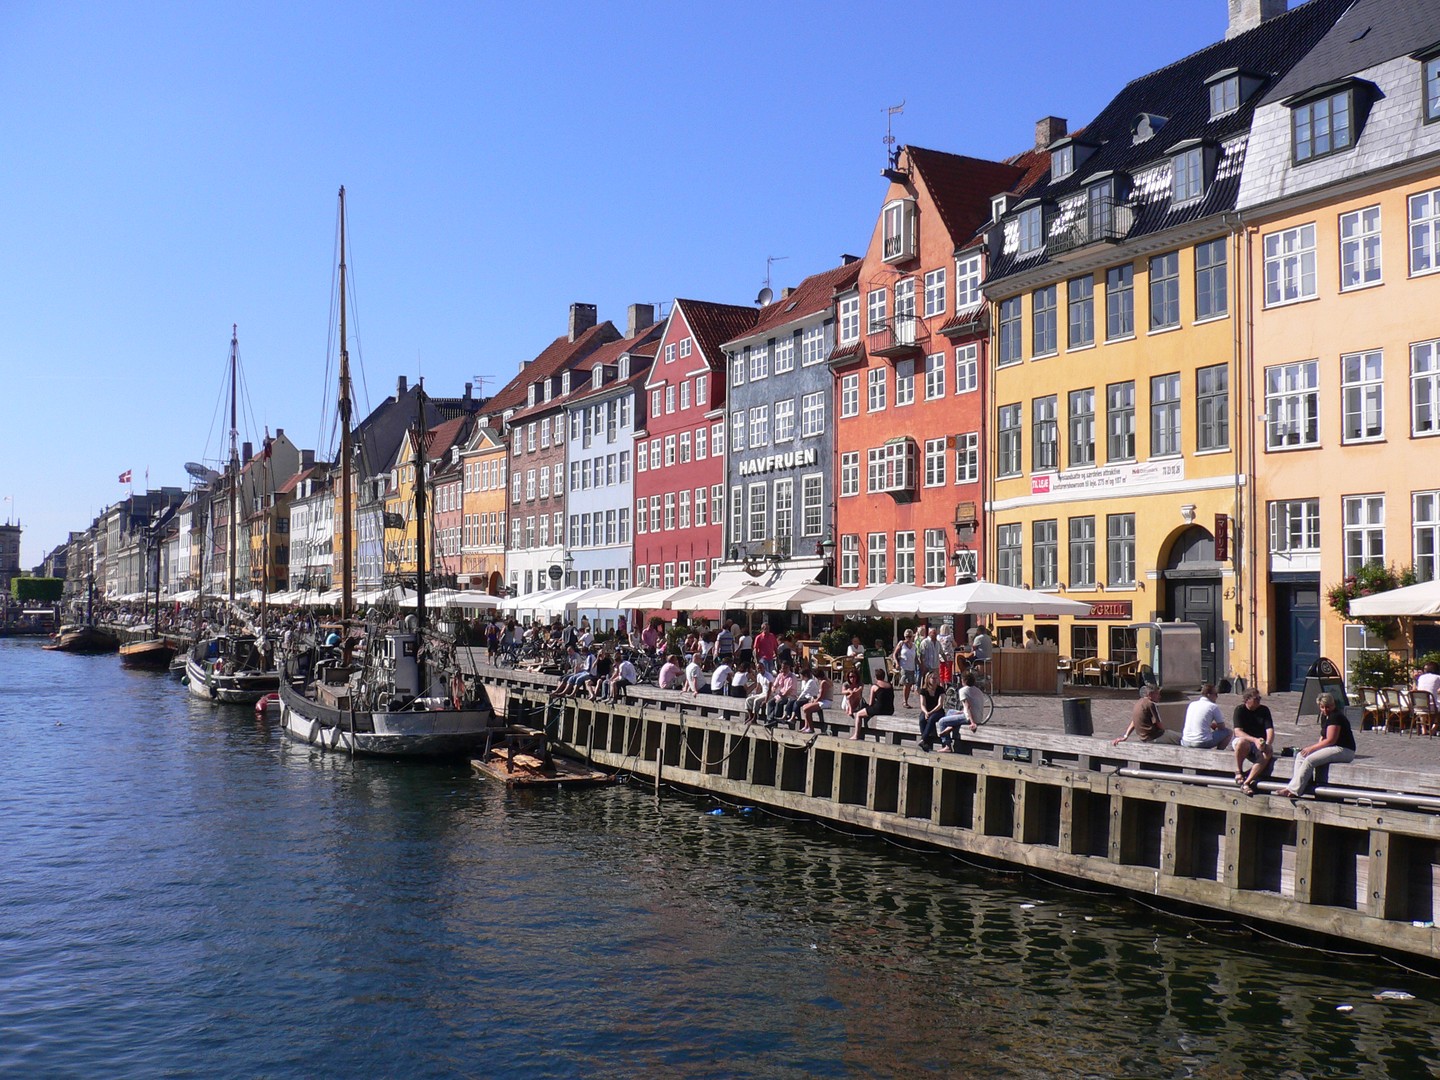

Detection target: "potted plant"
[1326, 563, 1416, 642]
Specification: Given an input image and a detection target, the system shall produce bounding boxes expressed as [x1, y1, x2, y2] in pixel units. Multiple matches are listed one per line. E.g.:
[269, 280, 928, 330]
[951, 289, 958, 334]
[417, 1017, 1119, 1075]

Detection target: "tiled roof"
[673, 298, 760, 366]
[828, 342, 866, 368]
[732, 261, 862, 344]
[1265, 0, 1440, 103]
[562, 323, 664, 406]
[938, 305, 988, 337]
[484, 321, 621, 415]
[987, 0, 1352, 282]
[275, 464, 325, 496]
[907, 147, 1028, 247]
[422, 415, 470, 461]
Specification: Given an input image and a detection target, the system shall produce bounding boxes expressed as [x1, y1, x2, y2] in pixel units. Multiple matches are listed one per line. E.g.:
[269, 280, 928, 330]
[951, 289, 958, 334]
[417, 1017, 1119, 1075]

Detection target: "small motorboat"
[119, 637, 176, 670]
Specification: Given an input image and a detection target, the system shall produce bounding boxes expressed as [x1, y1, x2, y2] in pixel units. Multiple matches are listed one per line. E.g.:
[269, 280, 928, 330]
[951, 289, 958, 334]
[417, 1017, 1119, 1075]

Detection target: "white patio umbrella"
[581, 586, 649, 611]
[1348, 579, 1440, 617]
[740, 582, 847, 611]
[400, 587, 460, 608]
[628, 584, 712, 610]
[874, 580, 1093, 617]
[670, 581, 767, 612]
[800, 582, 924, 616]
[548, 587, 614, 615]
[451, 590, 502, 609]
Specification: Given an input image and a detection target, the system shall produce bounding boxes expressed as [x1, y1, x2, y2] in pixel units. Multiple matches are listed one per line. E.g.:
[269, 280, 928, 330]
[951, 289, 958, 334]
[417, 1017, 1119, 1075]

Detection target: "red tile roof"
[906, 147, 1028, 249]
[275, 464, 326, 496]
[673, 299, 759, 367]
[732, 260, 862, 344]
[423, 415, 470, 460]
[484, 321, 620, 415]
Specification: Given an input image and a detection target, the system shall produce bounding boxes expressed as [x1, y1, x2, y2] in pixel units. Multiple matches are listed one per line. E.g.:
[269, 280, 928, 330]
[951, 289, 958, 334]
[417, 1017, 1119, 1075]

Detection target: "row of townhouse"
[57, 0, 1440, 695]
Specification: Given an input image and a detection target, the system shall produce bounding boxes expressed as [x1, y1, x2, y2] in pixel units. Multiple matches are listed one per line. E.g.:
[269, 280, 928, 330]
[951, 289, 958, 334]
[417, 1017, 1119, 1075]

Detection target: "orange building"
[458, 423, 508, 595]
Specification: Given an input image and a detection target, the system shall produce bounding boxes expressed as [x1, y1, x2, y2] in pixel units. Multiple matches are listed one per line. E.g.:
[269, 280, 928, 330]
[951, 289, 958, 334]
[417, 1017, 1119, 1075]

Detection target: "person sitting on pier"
[935, 671, 986, 748]
[1276, 692, 1356, 800]
[917, 671, 947, 751]
[1231, 688, 1276, 794]
[850, 669, 895, 741]
[796, 666, 826, 733]
[709, 658, 734, 696]
[1113, 685, 1180, 746]
[1181, 683, 1232, 749]
[553, 648, 593, 699]
[744, 664, 771, 721]
[603, 653, 638, 704]
[658, 653, 683, 690]
[766, 660, 799, 726]
[583, 649, 613, 700]
[683, 655, 704, 695]
[730, 660, 754, 699]
[840, 667, 865, 717]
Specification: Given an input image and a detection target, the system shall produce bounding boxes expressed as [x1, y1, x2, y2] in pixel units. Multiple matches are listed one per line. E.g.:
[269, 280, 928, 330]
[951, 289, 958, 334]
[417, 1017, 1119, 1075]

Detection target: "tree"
[11, 577, 63, 603]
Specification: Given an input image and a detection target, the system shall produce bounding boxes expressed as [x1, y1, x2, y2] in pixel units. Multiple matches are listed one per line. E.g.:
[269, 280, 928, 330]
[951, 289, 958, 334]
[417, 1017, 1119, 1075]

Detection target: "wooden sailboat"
[184, 326, 280, 704]
[120, 519, 175, 669]
[279, 187, 497, 757]
[44, 574, 119, 653]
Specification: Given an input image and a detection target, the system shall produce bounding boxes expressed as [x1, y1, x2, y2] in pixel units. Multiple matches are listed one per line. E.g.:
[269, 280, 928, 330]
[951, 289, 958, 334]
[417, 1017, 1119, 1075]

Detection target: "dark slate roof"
[987, 0, 1352, 282]
[484, 321, 621, 415]
[907, 147, 1028, 247]
[729, 261, 861, 345]
[673, 299, 759, 367]
[555, 324, 664, 407]
[1265, 0, 1440, 103]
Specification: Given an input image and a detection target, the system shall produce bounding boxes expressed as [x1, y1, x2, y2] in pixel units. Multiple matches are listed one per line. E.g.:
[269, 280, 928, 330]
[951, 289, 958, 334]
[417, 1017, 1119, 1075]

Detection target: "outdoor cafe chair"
[1381, 687, 1412, 734]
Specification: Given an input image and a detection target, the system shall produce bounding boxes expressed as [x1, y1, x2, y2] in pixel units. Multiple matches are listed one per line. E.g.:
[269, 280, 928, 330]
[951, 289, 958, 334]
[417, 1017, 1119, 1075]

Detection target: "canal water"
[3, 637, 1438, 1078]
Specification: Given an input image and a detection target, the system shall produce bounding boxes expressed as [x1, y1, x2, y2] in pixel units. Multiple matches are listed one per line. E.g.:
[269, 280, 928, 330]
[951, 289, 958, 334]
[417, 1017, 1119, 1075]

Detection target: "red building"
[633, 298, 758, 613]
[833, 145, 1045, 591]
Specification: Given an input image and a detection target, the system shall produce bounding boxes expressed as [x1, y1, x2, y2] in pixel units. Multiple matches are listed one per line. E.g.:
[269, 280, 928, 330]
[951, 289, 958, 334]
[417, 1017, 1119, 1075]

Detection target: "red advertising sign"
[1214, 513, 1229, 563]
[1081, 600, 1133, 620]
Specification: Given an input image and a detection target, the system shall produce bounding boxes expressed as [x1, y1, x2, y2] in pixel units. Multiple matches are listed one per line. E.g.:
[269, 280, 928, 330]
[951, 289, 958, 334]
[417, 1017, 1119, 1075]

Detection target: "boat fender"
[256, 693, 280, 717]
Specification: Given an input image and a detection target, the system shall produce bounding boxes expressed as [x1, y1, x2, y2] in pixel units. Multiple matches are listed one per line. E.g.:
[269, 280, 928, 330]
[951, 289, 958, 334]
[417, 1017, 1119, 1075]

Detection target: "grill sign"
[1082, 600, 1133, 620]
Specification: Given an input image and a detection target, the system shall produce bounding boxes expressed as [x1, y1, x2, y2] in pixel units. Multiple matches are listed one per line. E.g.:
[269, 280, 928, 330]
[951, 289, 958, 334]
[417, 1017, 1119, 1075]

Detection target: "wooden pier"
[472, 664, 1440, 962]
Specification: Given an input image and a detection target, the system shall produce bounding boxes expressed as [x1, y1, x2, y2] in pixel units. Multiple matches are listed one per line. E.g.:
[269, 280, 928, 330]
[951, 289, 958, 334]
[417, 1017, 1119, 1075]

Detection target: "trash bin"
[1062, 696, 1093, 736]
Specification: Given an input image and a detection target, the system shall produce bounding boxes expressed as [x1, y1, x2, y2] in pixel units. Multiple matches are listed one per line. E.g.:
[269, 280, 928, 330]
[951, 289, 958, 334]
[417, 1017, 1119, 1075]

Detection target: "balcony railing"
[1048, 198, 1135, 257]
[869, 314, 923, 358]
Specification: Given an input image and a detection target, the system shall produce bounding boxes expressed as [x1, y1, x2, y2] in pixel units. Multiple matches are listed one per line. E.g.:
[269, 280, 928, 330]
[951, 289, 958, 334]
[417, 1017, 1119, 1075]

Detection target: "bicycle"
[943, 659, 995, 725]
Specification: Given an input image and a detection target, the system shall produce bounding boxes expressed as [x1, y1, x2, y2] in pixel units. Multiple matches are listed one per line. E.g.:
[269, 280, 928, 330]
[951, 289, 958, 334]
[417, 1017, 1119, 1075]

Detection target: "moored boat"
[185, 633, 280, 704]
[43, 624, 120, 653]
[119, 636, 175, 669]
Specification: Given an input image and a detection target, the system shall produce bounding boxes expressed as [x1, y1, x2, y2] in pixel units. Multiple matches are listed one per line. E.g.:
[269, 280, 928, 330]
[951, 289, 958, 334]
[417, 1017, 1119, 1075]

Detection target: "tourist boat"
[279, 187, 497, 758]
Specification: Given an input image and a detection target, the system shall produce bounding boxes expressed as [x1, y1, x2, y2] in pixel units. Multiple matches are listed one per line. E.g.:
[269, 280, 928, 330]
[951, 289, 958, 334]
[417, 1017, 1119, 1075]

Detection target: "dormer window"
[1016, 203, 1045, 256]
[1052, 143, 1074, 180]
[527, 385, 537, 407]
[991, 194, 1012, 223]
[1170, 141, 1215, 205]
[1414, 42, 1440, 122]
[1132, 113, 1167, 144]
[560, 372, 571, 394]
[543, 379, 553, 402]
[1286, 80, 1371, 164]
[618, 355, 630, 379]
[882, 198, 917, 263]
[1205, 67, 1266, 121]
[591, 366, 603, 389]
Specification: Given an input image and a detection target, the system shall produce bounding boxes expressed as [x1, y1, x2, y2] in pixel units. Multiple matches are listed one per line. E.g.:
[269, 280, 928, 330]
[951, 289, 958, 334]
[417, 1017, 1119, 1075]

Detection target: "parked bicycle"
[943, 659, 995, 725]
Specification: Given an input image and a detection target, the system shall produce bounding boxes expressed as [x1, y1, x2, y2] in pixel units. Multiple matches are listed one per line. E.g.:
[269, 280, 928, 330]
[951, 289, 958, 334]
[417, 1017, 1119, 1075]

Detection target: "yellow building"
[458, 422, 508, 595]
[982, 1, 1349, 684]
[1237, 1, 1440, 689]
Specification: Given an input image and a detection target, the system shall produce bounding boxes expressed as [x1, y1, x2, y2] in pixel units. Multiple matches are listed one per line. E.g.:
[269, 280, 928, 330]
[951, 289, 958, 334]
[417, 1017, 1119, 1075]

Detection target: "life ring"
[256, 693, 280, 717]
[451, 672, 465, 711]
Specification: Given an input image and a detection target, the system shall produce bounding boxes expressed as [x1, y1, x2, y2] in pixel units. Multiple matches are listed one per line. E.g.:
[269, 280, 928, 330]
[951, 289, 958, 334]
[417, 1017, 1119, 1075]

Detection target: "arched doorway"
[486, 570, 504, 596]
[1161, 525, 1223, 686]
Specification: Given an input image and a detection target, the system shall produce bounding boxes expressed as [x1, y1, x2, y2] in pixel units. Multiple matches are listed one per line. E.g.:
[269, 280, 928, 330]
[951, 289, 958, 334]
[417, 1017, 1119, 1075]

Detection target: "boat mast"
[227, 325, 239, 610]
[412, 384, 427, 632]
[338, 187, 354, 629]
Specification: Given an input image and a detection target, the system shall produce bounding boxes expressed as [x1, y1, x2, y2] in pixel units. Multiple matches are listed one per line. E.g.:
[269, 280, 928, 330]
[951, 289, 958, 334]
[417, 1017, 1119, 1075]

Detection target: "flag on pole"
[118, 470, 132, 484]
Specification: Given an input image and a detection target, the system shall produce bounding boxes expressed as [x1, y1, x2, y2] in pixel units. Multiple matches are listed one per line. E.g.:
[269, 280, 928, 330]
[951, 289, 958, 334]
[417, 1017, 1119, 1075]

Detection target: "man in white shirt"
[1417, 661, 1440, 700]
[710, 660, 734, 695]
[1181, 683, 1232, 749]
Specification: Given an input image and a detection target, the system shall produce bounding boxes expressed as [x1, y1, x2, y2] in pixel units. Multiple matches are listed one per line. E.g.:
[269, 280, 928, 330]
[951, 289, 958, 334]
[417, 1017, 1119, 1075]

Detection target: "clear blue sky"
[0, 0, 1233, 567]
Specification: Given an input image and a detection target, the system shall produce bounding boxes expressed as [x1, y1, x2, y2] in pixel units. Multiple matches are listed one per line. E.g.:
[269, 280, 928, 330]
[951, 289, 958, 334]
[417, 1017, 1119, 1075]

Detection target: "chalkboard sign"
[1297, 657, 1348, 720]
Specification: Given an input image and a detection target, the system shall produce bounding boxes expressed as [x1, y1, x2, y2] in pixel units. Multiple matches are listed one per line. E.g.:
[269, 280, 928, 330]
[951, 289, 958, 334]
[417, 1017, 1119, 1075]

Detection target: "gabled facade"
[722, 260, 860, 597]
[1237, 0, 1440, 688]
[835, 146, 1034, 598]
[458, 423, 507, 595]
[984, 0, 1349, 679]
[633, 298, 757, 606]
[288, 465, 334, 593]
[384, 414, 471, 581]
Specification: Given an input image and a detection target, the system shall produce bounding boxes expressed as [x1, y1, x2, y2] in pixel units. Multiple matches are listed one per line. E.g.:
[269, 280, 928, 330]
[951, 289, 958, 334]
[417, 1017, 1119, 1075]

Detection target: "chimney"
[397, 375, 408, 397]
[242, 441, 253, 464]
[301, 449, 315, 468]
[568, 302, 597, 342]
[1035, 116, 1068, 150]
[1227, 0, 1285, 38]
[275, 427, 284, 440]
[840, 253, 861, 265]
[781, 287, 795, 300]
[626, 303, 655, 338]
[464, 381, 473, 404]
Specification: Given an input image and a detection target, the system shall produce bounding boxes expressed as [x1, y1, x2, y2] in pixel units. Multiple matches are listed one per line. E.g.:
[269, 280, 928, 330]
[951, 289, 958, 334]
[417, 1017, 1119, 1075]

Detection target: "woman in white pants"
[1278, 693, 1356, 799]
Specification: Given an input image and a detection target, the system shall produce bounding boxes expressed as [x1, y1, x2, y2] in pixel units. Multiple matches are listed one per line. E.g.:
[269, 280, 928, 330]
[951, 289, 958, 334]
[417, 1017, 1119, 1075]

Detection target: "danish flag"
[118, 470, 132, 484]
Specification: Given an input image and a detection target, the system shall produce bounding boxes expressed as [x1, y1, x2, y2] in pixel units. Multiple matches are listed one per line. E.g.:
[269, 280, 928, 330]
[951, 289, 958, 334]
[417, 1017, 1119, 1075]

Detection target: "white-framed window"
[840, 534, 859, 587]
[1106, 514, 1135, 587]
[526, 422, 536, 451]
[772, 479, 793, 546]
[839, 295, 860, 344]
[748, 483, 767, 542]
[774, 398, 796, 442]
[1032, 285, 1058, 356]
[895, 359, 915, 406]
[867, 532, 888, 585]
[1343, 494, 1384, 575]
[693, 559, 707, 588]
[748, 405, 769, 449]
[923, 268, 947, 317]
[998, 404, 1022, 477]
[924, 529, 947, 586]
[1172, 146, 1204, 203]
[1344, 623, 1387, 678]
[696, 374, 707, 405]
[1068, 388, 1095, 468]
[1416, 490, 1440, 581]
[1265, 359, 1320, 449]
[664, 563, 676, 589]
[924, 437, 946, 487]
[883, 198, 916, 260]
[774, 335, 795, 374]
[665, 385, 675, 414]
[1414, 339, 1440, 436]
[679, 431, 692, 463]
[866, 440, 916, 494]
[664, 434, 676, 466]
[539, 467, 550, 499]
[801, 324, 827, 366]
[867, 288, 887, 333]
[1032, 394, 1059, 471]
[1107, 381, 1136, 461]
[649, 439, 661, 470]
[1033, 519, 1058, 589]
[636, 497, 648, 534]
[525, 469, 536, 500]
[923, 352, 945, 400]
[840, 451, 860, 497]
[1196, 364, 1229, 452]
[1069, 516, 1096, 588]
[665, 343, 676, 364]
[1264, 224, 1317, 306]
[731, 411, 744, 452]
[894, 530, 916, 584]
[679, 337, 692, 358]
[679, 489, 691, 530]
[652, 387, 665, 414]
[801, 392, 824, 438]
[712, 424, 724, 457]
[1340, 206, 1382, 290]
[680, 381, 691, 411]
[955, 344, 978, 394]
[677, 561, 690, 586]
[955, 431, 979, 484]
[840, 373, 860, 417]
[1017, 204, 1044, 255]
[730, 353, 744, 387]
[1416, 189, 1440, 276]
[1052, 143, 1075, 180]
[996, 524, 1023, 587]
[1150, 373, 1181, 457]
[694, 486, 707, 527]
[663, 492, 676, 530]
[955, 253, 983, 309]
[1291, 88, 1354, 164]
[694, 427, 707, 460]
[749, 344, 769, 382]
[867, 367, 887, 412]
[1341, 350, 1384, 443]
[730, 487, 744, 546]
[802, 474, 822, 536]
[1269, 499, 1320, 553]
